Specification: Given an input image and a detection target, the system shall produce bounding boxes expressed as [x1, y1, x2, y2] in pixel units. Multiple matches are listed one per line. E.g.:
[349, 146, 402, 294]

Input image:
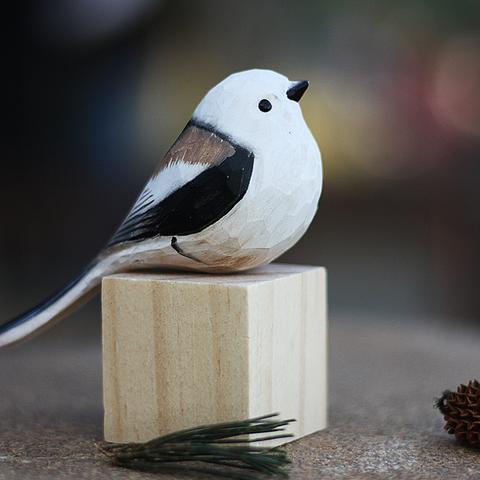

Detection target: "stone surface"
[0, 314, 479, 479]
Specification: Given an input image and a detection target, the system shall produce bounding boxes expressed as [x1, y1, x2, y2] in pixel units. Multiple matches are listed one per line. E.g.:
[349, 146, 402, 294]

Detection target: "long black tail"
[0, 261, 105, 348]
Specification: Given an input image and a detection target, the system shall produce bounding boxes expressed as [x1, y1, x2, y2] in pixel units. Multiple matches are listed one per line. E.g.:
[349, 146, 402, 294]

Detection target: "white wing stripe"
[125, 161, 211, 224]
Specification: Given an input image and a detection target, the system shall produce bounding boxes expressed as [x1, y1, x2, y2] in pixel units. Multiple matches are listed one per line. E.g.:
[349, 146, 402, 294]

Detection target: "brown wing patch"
[154, 125, 235, 176]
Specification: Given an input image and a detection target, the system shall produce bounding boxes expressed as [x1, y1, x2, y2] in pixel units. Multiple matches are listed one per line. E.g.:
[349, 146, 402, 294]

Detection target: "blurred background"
[3, 0, 480, 342]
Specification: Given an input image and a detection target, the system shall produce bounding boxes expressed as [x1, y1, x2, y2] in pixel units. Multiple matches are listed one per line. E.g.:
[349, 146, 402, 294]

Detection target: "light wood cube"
[102, 264, 327, 446]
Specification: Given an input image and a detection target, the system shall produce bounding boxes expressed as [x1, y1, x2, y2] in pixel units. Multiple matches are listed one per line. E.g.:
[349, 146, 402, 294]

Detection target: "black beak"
[287, 80, 309, 102]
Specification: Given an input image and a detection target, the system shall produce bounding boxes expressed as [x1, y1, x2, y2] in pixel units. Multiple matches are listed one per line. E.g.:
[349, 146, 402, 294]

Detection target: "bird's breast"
[168, 140, 322, 272]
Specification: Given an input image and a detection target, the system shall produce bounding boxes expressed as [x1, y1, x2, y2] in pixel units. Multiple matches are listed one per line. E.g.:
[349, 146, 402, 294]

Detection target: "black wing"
[108, 146, 254, 246]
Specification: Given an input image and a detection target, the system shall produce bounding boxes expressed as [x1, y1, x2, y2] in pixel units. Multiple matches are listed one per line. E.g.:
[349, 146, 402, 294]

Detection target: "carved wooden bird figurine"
[0, 69, 322, 347]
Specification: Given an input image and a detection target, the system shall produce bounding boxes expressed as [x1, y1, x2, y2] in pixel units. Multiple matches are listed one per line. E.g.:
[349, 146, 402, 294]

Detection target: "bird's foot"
[171, 237, 209, 265]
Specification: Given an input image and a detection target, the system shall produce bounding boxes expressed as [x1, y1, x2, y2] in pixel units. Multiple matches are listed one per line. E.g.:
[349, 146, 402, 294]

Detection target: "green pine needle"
[98, 413, 295, 479]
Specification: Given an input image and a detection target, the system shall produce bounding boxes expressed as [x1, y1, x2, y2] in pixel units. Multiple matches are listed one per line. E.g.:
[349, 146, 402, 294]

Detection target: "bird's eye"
[258, 99, 272, 113]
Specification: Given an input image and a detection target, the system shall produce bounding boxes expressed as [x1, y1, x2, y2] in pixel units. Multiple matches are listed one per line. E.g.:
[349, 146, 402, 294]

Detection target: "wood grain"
[102, 264, 327, 446]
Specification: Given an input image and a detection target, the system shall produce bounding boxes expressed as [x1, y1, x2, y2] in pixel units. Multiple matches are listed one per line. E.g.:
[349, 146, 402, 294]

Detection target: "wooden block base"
[102, 264, 327, 447]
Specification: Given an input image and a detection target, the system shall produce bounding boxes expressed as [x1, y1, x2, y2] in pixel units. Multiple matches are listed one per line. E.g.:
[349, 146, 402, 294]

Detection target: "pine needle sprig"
[98, 413, 295, 479]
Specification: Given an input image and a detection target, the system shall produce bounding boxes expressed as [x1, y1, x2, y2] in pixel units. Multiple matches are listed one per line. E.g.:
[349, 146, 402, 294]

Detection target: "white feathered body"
[106, 70, 323, 272]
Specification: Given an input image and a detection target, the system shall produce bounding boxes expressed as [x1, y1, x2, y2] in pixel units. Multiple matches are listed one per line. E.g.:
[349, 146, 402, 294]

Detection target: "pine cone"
[436, 379, 480, 447]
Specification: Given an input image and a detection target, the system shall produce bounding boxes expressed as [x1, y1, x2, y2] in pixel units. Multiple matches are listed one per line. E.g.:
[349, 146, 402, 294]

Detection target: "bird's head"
[192, 69, 314, 155]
